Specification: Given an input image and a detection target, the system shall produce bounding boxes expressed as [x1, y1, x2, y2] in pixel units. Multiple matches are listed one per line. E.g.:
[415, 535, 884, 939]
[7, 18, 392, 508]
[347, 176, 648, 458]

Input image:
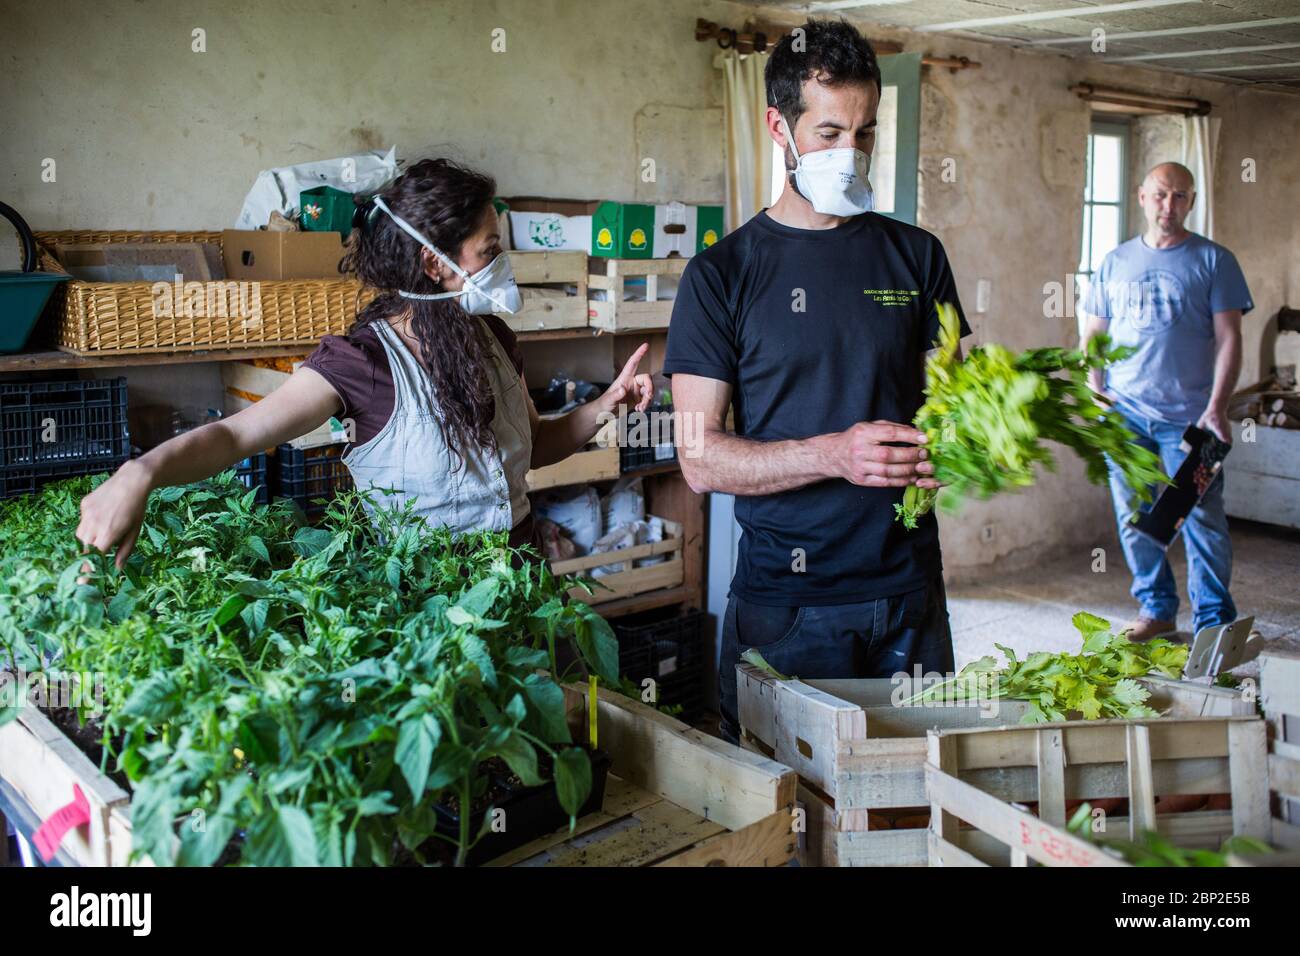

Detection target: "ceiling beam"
[804, 0, 915, 11]
[1105, 41, 1300, 62]
[1029, 15, 1300, 45]
[915, 0, 1195, 34]
[1196, 61, 1300, 73]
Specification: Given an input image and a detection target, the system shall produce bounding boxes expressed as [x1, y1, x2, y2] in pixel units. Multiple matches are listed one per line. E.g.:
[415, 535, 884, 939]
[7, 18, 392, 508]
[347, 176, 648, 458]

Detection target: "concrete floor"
[947, 518, 1300, 678]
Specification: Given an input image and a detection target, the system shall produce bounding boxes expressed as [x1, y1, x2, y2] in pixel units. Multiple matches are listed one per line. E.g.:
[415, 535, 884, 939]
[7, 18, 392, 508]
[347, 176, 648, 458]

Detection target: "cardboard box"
[221, 230, 347, 281]
[506, 197, 597, 254]
[503, 198, 723, 259]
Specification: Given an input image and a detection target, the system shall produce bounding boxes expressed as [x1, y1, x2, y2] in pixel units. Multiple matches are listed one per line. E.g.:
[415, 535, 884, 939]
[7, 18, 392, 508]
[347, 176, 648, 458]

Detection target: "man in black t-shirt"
[664, 19, 971, 742]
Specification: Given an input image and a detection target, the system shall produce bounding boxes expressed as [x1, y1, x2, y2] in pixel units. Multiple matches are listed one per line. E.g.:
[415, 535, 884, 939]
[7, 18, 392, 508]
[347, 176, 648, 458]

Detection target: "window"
[1077, 119, 1129, 330]
[769, 53, 921, 223]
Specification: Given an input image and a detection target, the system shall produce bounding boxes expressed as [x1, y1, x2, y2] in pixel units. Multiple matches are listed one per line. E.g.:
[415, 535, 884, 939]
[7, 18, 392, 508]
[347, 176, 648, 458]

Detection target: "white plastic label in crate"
[654, 443, 674, 461]
[657, 655, 677, 677]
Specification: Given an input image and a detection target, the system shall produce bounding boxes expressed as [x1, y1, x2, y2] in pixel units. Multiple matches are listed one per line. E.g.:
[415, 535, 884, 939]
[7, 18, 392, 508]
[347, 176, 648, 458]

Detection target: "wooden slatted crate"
[925, 714, 1299, 867]
[550, 516, 684, 604]
[587, 257, 687, 332]
[737, 663, 1255, 866]
[484, 684, 797, 866]
[1260, 649, 1300, 846]
[504, 250, 588, 333]
[0, 706, 134, 866]
[0, 680, 793, 868]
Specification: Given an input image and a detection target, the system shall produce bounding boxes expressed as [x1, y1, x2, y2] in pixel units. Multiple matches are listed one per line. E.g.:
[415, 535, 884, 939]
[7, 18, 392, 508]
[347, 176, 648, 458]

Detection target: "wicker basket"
[32, 230, 376, 355]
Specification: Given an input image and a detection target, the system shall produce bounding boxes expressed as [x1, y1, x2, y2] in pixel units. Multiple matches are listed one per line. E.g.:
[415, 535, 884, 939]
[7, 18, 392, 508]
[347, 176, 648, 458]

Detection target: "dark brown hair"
[342, 158, 499, 465]
[765, 19, 881, 127]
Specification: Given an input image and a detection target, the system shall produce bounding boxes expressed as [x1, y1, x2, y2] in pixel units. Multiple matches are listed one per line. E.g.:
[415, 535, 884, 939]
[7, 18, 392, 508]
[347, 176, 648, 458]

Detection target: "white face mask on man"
[372, 195, 522, 314]
[782, 115, 875, 218]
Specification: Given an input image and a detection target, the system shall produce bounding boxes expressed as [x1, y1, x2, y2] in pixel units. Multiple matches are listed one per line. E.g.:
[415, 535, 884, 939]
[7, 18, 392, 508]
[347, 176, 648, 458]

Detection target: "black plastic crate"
[0, 377, 131, 498]
[614, 608, 707, 725]
[233, 452, 269, 505]
[619, 403, 677, 472]
[273, 443, 352, 520]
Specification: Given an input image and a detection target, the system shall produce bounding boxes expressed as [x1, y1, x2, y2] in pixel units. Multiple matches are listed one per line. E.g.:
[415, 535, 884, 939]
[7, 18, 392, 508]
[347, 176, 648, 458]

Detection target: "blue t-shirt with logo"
[1084, 233, 1253, 424]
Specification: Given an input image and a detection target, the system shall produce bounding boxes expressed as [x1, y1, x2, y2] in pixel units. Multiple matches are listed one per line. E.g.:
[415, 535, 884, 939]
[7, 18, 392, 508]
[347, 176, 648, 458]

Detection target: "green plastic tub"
[0, 271, 71, 353]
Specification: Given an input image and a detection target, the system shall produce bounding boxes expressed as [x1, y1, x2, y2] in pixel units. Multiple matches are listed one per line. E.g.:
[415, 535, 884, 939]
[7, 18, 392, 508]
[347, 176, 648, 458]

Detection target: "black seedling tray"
[434, 748, 611, 866]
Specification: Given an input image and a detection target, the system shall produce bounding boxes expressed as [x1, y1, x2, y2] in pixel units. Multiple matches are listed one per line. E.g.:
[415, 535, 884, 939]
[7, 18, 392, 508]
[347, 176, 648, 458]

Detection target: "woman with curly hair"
[77, 158, 652, 561]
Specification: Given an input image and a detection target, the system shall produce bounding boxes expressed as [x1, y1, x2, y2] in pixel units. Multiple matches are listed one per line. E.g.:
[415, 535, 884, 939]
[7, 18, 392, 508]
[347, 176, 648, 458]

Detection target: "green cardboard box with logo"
[591, 201, 723, 259]
[504, 197, 723, 259]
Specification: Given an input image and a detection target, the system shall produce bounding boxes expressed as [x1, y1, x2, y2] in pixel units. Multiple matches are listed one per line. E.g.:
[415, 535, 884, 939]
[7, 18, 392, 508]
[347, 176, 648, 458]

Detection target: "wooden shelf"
[0, 345, 312, 373]
[590, 585, 695, 619]
[515, 326, 666, 344]
[620, 460, 680, 480]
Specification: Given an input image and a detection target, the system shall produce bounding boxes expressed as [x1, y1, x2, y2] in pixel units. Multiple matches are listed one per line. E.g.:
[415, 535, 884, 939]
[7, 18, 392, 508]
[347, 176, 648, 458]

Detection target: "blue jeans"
[718, 575, 955, 743]
[1106, 403, 1235, 633]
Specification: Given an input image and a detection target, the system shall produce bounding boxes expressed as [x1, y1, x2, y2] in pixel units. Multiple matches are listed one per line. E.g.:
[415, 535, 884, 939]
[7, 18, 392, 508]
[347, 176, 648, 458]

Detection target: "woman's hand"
[598, 343, 654, 414]
[76, 459, 154, 569]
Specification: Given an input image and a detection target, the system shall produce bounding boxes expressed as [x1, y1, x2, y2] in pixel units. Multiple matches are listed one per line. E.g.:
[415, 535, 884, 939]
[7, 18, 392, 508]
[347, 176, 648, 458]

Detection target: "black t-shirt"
[663, 210, 970, 606]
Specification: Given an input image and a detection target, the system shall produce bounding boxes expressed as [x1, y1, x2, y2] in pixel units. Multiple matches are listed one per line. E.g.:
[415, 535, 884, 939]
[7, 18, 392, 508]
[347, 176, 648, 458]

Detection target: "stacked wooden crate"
[587, 257, 687, 332]
[504, 250, 588, 333]
[924, 712, 1295, 866]
[737, 663, 1254, 866]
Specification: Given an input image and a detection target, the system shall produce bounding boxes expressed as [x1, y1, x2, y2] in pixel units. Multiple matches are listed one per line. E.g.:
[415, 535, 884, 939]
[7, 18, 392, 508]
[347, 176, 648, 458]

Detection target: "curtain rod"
[694, 18, 980, 72]
[1071, 83, 1211, 115]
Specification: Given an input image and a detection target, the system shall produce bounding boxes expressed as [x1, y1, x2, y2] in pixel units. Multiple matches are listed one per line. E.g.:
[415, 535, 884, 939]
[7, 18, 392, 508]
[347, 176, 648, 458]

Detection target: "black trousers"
[718, 574, 956, 743]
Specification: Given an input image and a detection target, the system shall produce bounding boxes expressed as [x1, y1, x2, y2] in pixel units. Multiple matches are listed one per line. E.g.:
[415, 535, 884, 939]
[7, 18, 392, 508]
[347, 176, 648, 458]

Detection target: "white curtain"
[1182, 115, 1219, 240]
[718, 50, 772, 233]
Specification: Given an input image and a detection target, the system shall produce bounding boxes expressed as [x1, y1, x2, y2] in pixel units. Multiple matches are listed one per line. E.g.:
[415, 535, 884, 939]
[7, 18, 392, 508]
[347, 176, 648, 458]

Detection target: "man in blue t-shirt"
[664, 20, 969, 742]
[1082, 161, 1253, 642]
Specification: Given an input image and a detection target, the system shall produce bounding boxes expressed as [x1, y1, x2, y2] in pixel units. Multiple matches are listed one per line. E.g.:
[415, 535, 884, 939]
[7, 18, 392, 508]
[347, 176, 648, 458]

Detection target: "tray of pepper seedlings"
[429, 748, 612, 866]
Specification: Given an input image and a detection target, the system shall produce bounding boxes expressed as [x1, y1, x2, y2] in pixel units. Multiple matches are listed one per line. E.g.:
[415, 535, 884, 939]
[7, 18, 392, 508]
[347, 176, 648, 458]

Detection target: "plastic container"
[233, 452, 270, 505]
[0, 200, 71, 353]
[619, 402, 677, 472]
[0, 377, 131, 498]
[433, 748, 611, 866]
[273, 442, 352, 520]
[614, 608, 707, 725]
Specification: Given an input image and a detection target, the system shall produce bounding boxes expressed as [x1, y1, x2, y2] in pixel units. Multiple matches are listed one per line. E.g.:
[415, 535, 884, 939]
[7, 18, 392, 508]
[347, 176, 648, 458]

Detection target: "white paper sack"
[635, 516, 666, 568]
[590, 524, 640, 578]
[233, 147, 399, 229]
[601, 477, 645, 534]
[533, 485, 601, 552]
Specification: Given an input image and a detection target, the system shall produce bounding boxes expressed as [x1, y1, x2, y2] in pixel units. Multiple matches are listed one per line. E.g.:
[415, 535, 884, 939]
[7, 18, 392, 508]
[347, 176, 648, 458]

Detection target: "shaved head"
[1139, 161, 1197, 243]
[1143, 162, 1195, 192]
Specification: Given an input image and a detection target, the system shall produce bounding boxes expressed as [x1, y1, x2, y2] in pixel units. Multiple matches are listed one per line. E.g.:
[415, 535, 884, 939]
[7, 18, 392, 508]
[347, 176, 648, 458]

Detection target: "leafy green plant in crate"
[902, 611, 1189, 724]
[0, 473, 620, 866]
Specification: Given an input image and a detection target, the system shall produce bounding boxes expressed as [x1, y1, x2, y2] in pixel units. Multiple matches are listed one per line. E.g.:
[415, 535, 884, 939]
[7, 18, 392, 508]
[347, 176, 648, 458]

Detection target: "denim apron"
[341, 318, 533, 534]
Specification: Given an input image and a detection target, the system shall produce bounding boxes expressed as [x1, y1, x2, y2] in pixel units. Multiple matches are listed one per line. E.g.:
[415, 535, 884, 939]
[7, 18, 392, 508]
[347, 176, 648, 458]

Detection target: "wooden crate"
[484, 684, 796, 866]
[587, 257, 688, 332]
[925, 714, 1299, 867]
[1226, 420, 1300, 530]
[504, 251, 588, 333]
[524, 417, 619, 491]
[0, 706, 133, 866]
[737, 663, 1255, 867]
[0, 683, 793, 868]
[1260, 649, 1300, 843]
[550, 516, 684, 605]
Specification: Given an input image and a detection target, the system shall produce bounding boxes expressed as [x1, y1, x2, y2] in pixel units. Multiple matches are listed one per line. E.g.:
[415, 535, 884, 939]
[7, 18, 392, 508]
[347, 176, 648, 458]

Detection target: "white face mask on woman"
[372, 195, 522, 314]
[782, 116, 875, 218]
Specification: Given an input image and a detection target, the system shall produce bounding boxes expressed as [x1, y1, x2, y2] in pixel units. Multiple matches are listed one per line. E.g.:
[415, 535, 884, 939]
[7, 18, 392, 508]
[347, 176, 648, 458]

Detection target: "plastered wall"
[2, 0, 1296, 571]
